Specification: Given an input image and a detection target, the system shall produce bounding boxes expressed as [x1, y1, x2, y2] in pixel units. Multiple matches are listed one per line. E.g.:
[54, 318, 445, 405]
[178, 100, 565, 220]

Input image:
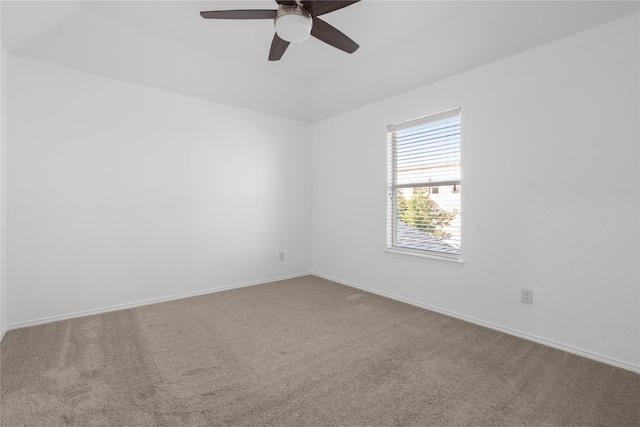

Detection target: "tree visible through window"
[387, 108, 461, 256]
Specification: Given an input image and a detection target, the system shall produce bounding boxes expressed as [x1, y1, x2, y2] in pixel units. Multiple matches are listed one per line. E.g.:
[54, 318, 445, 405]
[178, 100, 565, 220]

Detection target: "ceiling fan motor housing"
[275, 6, 312, 43]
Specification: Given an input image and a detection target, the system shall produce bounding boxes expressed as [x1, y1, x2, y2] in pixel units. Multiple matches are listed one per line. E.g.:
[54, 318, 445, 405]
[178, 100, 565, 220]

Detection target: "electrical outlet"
[521, 289, 533, 305]
[279, 252, 285, 261]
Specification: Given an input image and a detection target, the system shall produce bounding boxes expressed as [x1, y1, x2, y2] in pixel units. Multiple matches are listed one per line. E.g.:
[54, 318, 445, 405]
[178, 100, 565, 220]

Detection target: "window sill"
[384, 248, 465, 268]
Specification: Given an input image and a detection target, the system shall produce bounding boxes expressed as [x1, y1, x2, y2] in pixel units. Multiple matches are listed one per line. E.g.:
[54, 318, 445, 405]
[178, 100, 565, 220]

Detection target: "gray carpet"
[1, 275, 639, 426]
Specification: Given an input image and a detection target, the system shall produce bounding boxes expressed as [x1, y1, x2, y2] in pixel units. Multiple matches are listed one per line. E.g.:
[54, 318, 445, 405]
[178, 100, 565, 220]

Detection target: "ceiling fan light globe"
[275, 9, 312, 43]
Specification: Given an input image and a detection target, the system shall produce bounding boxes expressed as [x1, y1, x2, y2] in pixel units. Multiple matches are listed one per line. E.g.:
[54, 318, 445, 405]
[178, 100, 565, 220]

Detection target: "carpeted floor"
[1, 275, 639, 426]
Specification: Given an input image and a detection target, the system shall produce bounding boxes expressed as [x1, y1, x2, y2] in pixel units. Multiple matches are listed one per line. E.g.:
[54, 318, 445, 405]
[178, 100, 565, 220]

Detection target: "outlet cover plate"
[521, 289, 533, 304]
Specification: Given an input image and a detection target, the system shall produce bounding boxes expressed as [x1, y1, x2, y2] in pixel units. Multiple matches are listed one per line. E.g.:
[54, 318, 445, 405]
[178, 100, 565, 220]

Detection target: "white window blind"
[387, 107, 461, 257]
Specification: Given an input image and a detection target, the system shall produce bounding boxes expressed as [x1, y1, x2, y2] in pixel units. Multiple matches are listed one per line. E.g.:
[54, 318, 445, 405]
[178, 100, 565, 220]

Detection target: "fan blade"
[268, 33, 290, 61]
[275, 0, 298, 5]
[200, 10, 277, 20]
[302, 1, 360, 17]
[310, 17, 359, 54]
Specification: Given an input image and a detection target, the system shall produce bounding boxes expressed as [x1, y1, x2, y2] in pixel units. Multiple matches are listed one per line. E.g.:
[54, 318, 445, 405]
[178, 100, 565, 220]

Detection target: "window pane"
[395, 117, 461, 186]
[395, 185, 461, 254]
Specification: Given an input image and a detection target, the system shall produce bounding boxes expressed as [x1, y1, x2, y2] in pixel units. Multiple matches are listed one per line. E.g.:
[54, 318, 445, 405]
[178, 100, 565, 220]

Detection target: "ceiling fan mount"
[200, 0, 361, 61]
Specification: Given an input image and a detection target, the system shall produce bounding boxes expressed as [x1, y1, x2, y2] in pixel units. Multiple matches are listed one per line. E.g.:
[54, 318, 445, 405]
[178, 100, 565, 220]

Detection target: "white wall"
[1, 36, 8, 339]
[312, 14, 640, 370]
[6, 57, 312, 326]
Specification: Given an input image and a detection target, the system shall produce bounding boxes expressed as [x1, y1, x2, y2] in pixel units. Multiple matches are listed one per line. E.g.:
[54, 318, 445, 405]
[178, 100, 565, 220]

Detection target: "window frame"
[385, 107, 464, 267]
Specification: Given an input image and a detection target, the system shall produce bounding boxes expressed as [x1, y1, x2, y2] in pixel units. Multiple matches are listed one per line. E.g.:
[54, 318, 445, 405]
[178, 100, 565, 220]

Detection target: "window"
[387, 107, 461, 260]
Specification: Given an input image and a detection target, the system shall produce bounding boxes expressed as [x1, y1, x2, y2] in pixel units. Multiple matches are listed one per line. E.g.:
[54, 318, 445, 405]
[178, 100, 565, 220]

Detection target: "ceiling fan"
[200, 0, 361, 61]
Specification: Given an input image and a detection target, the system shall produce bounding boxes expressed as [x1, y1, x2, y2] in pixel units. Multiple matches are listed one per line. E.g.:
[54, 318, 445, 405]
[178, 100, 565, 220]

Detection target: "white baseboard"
[312, 272, 640, 374]
[4, 272, 312, 333]
[5, 271, 639, 374]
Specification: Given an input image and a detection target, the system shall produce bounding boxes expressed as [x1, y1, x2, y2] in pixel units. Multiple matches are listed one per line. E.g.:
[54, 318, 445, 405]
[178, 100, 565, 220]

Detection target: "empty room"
[1, 1, 638, 425]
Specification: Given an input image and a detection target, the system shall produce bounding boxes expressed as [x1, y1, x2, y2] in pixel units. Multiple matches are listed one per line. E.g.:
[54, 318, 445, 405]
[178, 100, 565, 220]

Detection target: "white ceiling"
[2, 1, 639, 122]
